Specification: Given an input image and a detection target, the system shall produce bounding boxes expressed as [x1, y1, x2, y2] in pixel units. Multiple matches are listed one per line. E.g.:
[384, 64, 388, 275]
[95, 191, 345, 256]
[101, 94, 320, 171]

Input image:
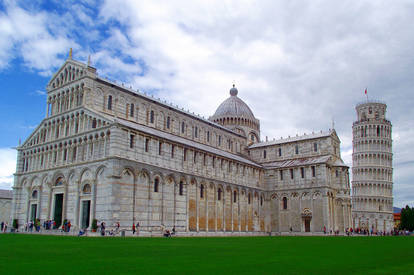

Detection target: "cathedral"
[11, 52, 352, 235]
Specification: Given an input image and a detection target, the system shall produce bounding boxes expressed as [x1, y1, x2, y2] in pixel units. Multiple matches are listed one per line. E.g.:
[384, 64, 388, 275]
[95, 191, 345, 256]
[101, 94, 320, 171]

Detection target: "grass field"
[1, 234, 413, 274]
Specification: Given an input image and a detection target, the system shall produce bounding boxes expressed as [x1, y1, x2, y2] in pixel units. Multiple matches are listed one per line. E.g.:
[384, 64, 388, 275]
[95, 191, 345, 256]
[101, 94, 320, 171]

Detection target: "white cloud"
[0, 2, 78, 74]
[0, 148, 17, 190]
[1, 0, 413, 206]
[34, 90, 47, 96]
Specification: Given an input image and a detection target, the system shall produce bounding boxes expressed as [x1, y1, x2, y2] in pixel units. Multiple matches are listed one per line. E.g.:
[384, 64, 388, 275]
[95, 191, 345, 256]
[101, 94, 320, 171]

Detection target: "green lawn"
[1, 234, 413, 274]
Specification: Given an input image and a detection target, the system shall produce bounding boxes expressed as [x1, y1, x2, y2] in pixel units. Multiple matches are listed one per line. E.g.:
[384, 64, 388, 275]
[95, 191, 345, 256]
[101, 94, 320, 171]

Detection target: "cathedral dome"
[212, 85, 256, 120]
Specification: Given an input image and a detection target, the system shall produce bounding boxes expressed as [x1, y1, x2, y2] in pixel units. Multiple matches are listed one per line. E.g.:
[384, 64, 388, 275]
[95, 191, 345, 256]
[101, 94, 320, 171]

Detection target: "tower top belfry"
[355, 101, 387, 122]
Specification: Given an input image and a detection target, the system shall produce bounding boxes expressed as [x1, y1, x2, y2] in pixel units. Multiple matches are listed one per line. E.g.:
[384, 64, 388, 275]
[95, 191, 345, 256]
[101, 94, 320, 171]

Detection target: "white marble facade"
[351, 102, 394, 232]
[11, 54, 351, 235]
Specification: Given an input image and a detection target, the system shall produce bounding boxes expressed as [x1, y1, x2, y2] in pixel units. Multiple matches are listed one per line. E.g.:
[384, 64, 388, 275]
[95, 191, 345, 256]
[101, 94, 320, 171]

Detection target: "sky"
[0, 0, 413, 207]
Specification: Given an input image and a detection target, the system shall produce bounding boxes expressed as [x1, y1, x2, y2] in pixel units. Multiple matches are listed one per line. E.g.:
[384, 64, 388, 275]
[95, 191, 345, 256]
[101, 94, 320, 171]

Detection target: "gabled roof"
[249, 129, 338, 149]
[19, 106, 113, 149]
[114, 117, 262, 168]
[47, 57, 89, 88]
[0, 189, 12, 199]
[263, 155, 331, 169]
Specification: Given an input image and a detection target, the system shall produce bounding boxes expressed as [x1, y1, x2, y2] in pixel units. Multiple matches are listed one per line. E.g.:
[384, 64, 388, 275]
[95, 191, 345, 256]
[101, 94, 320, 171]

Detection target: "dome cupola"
[210, 84, 260, 143]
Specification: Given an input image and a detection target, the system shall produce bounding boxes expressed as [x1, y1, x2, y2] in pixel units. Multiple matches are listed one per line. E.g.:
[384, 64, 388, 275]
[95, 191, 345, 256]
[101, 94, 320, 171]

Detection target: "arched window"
[295, 145, 299, 154]
[32, 190, 38, 199]
[179, 181, 183, 196]
[377, 126, 380, 137]
[283, 197, 287, 210]
[154, 178, 159, 192]
[181, 122, 185, 133]
[145, 138, 149, 152]
[166, 116, 170, 129]
[150, 111, 154, 123]
[207, 131, 210, 142]
[107, 95, 112, 110]
[82, 184, 91, 194]
[92, 118, 97, 129]
[55, 177, 64, 186]
[218, 188, 222, 201]
[233, 190, 237, 203]
[200, 184, 204, 198]
[130, 103, 134, 117]
[260, 196, 263, 206]
[248, 193, 251, 204]
[194, 126, 198, 138]
[361, 112, 366, 120]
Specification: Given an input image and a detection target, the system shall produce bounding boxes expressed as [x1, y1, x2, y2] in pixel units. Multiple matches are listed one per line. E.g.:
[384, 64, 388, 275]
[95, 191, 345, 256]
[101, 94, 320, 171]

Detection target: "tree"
[400, 205, 414, 231]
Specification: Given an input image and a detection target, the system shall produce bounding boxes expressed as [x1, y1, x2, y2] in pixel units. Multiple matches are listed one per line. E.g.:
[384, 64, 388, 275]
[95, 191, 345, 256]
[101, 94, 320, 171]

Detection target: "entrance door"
[304, 219, 311, 232]
[54, 193, 64, 227]
[30, 204, 37, 221]
[81, 200, 91, 229]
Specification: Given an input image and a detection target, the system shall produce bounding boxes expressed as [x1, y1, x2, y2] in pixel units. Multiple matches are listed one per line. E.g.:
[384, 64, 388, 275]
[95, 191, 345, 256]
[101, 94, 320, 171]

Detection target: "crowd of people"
[321, 225, 410, 236]
[4, 219, 411, 237]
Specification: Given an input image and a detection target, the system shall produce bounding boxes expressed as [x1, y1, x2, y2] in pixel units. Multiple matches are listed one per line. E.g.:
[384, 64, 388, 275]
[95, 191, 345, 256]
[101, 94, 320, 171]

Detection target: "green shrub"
[91, 219, 98, 230]
[12, 219, 18, 229]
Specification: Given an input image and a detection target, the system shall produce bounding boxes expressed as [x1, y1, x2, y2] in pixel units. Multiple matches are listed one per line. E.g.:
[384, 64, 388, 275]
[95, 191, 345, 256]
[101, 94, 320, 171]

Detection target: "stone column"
[196, 182, 199, 232]
[205, 185, 209, 232]
[75, 180, 81, 228]
[91, 180, 97, 222]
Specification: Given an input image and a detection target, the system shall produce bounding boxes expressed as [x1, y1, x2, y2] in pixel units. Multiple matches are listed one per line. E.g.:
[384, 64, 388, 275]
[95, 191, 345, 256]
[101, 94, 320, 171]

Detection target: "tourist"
[172, 226, 176, 236]
[35, 219, 40, 232]
[136, 222, 140, 235]
[100, 221, 105, 236]
[132, 223, 136, 235]
[0, 221, 3, 231]
[323, 226, 326, 234]
[67, 221, 71, 232]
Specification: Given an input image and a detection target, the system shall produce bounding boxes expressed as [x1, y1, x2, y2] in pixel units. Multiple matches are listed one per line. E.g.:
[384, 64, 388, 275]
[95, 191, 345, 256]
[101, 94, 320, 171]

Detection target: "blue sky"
[0, 0, 413, 207]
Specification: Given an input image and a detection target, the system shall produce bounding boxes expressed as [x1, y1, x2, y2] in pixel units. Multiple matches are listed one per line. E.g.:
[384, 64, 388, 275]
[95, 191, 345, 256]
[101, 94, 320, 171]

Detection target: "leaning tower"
[352, 101, 394, 232]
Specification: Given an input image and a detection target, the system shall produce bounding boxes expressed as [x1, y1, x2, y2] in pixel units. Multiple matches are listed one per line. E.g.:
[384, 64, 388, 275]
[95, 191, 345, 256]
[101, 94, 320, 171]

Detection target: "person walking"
[100, 221, 106, 236]
[132, 223, 136, 235]
[136, 222, 140, 235]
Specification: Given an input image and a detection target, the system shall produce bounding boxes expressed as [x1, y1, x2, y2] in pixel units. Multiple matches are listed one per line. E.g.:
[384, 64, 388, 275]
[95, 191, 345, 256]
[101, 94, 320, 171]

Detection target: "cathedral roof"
[211, 85, 256, 120]
[112, 117, 262, 168]
[95, 77, 246, 138]
[0, 189, 12, 199]
[249, 130, 336, 148]
[262, 155, 331, 169]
